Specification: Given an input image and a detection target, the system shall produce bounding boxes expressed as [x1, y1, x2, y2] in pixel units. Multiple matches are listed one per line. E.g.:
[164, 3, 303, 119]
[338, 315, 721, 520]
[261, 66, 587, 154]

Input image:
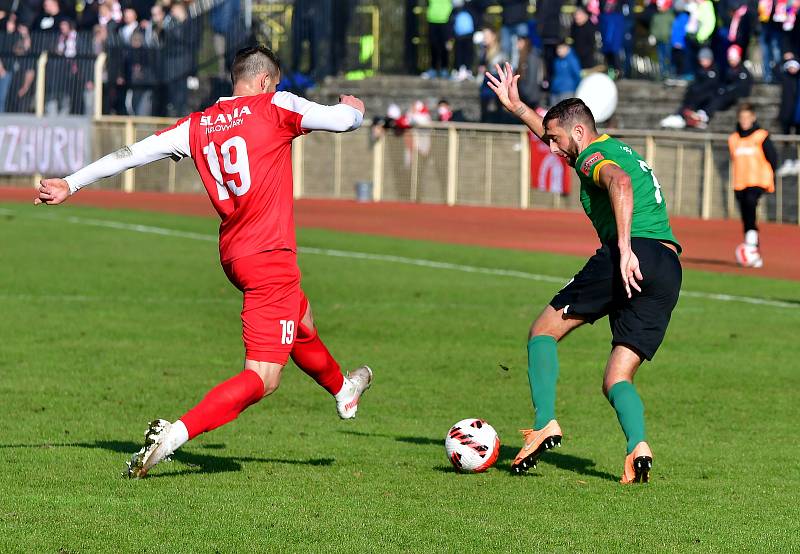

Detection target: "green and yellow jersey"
[574, 134, 681, 252]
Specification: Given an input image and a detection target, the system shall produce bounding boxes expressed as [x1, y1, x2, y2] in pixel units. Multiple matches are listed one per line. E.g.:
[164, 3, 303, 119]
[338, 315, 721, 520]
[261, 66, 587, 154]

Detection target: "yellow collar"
[591, 133, 611, 144]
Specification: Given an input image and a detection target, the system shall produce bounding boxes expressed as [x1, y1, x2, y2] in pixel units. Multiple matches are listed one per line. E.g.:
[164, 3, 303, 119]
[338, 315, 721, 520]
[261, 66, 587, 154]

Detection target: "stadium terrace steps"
[612, 81, 781, 133]
[306, 75, 781, 134]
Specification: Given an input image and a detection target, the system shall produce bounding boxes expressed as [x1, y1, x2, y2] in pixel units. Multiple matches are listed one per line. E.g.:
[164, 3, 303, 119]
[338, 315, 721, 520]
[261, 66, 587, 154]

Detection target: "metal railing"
[3, 117, 798, 225]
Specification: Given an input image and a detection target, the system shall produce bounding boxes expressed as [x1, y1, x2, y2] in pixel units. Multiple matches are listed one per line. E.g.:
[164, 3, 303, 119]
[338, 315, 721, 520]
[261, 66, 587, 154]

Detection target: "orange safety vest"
[728, 129, 775, 192]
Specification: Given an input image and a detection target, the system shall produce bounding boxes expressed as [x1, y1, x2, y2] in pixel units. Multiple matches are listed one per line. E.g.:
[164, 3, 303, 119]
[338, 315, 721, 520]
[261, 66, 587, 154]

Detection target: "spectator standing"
[650, 0, 675, 78]
[33, 0, 68, 33]
[78, 0, 101, 30]
[777, 57, 800, 175]
[669, 0, 692, 80]
[422, 0, 452, 78]
[330, 0, 355, 76]
[621, 0, 636, 77]
[119, 7, 139, 44]
[290, 0, 335, 80]
[499, 0, 529, 67]
[14, 0, 40, 28]
[97, 0, 123, 32]
[210, 0, 241, 77]
[145, 4, 166, 46]
[716, 1, 753, 63]
[123, 29, 157, 115]
[0, 13, 18, 112]
[478, 26, 510, 122]
[759, 0, 783, 83]
[516, 35, 542, 108]
[45, 19, 79, 115]
[571, 6, 598, 70]
[684, 0, 716, 76]
[549, 42, 582, 104]
[451, 0, 476, 79]
[728, 103, 777, 268]
[478, 26, 505, 73]
[6, 24, 36, 113]
[162, 1, 199, 117]
[599, 0, 629, 78]
[537, 0, 563, 89]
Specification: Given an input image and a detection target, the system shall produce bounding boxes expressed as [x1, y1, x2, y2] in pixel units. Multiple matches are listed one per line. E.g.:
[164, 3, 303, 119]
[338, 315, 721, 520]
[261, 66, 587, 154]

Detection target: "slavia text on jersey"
[200, 106, 253, 133]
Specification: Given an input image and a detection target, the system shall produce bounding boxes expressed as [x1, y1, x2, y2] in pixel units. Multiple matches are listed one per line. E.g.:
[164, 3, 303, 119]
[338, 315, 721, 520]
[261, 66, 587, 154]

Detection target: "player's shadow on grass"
[341, 431, 617, 481]
[0, 440, 334, 477]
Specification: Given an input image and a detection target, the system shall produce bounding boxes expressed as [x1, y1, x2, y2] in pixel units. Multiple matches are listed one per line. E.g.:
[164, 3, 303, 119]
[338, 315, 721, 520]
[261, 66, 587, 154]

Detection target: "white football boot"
[335, 366, 373, 419]
[126, 419, 175, 479]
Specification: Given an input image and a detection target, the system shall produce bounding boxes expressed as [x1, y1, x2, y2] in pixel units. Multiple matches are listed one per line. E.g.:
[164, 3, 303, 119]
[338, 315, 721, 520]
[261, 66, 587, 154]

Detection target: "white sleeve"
[272, 90, 363, 133]
[64, 118, 192, 194]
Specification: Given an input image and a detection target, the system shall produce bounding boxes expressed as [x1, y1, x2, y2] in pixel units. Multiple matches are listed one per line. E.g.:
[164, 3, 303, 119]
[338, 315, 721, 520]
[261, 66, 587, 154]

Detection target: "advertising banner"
[530, 133, 571, 195]
[0, 115, 91, 176]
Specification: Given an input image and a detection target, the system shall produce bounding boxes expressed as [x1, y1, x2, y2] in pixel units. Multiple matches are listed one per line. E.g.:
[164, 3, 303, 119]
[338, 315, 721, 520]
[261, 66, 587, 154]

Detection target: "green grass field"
[1, 202, 799, 553]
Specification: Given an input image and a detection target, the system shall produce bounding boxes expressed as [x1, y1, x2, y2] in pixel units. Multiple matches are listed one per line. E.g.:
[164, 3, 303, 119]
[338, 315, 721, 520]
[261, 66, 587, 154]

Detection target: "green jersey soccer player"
[486, 63, 682, 483]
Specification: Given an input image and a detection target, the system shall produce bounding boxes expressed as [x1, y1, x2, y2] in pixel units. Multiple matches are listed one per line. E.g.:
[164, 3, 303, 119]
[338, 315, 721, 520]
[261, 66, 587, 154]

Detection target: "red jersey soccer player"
[34, 46, 374, 478]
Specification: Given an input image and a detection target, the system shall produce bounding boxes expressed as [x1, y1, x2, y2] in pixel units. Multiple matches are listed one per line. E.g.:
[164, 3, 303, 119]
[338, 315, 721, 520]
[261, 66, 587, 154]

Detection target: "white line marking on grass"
[7, 209, 799, 310]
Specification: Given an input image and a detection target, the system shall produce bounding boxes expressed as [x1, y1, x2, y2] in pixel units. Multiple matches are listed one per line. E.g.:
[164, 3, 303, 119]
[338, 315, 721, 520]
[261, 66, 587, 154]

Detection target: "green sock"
[527, 335, 559, 430]
[607, 381, 646, 454]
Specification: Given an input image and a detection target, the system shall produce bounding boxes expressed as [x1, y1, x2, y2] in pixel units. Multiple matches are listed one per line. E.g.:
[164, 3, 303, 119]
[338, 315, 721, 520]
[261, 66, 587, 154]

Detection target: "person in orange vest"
[728, 102, 777, 268]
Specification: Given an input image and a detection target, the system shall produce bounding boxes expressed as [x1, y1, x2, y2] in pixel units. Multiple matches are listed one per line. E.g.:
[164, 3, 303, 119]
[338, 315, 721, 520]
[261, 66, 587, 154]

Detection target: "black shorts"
[550, 238, 682, 360]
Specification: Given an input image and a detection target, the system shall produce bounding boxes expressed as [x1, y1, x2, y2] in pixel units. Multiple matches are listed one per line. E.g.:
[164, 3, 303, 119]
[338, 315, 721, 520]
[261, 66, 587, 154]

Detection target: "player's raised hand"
[34, 178, 70, 206]
[339, 94, 365, 115]
[619, 248, 644, 299]
[485, 62, 522, 113]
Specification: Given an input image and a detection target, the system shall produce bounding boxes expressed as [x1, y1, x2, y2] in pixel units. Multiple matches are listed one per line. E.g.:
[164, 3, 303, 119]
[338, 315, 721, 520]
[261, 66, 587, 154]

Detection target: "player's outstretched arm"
[597, 163, 643, 299]
[485, 62, 545, 139]
[33, 119, 191, 206]
[291, 93, 365, 133]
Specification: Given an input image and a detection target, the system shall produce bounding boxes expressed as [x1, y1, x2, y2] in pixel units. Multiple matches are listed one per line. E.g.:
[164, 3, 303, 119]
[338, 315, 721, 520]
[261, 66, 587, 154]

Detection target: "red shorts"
[223, 249, 308, 364]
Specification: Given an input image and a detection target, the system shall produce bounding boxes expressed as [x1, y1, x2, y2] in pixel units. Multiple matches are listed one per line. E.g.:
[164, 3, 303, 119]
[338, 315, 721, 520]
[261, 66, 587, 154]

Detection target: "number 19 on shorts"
[280, 320, 296, 345]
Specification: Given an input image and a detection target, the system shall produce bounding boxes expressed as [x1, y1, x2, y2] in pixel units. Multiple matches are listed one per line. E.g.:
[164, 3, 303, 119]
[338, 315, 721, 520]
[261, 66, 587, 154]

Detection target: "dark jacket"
[682, 65, 720, 106]
[719, 62, 752, 98]
[779, 66, 800, 126]
[571, 19, 597, 68]
[500, 0, 530, 25]
[537, 0, 564, 44]
[734, 123, 778, 170]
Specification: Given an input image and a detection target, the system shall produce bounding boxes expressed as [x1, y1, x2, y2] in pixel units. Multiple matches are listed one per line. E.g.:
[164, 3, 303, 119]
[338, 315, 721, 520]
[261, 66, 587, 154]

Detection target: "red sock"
[180, 369, 265, 439]
[291, 323, 345, 395]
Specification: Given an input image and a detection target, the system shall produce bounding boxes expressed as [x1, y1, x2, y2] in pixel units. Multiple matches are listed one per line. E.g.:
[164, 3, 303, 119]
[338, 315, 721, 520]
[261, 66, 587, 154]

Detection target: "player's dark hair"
[231, 44, 281, 85]
[737, 102, 755, 115]
[542, 98, 597, 133]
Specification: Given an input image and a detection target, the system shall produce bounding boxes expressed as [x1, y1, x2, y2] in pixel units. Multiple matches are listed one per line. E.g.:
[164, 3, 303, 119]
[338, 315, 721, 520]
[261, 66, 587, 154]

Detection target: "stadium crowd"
[0, 0, 243, 116]
[4, 0, 800, 146]
[421, 0, 800, 134]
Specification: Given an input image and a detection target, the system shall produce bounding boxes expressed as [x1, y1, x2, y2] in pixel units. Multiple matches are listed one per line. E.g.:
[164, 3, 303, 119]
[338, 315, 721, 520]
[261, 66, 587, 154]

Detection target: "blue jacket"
[550, 51, 582, 94]
[671, 12, 690, 48]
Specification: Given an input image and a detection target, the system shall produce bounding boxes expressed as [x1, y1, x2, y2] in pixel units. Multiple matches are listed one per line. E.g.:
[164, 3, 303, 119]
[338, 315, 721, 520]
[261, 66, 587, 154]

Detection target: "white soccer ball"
[576, 72, 618, 123]
[735, 243, 762, 267]
[445, 418, 500, 473]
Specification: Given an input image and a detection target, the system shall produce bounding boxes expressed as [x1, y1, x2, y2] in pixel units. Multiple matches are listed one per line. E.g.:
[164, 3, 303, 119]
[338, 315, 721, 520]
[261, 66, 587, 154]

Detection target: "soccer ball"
[576, 72, 618, 123]
[445, 418, 500, 473]
[735, 243, 763, 268]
